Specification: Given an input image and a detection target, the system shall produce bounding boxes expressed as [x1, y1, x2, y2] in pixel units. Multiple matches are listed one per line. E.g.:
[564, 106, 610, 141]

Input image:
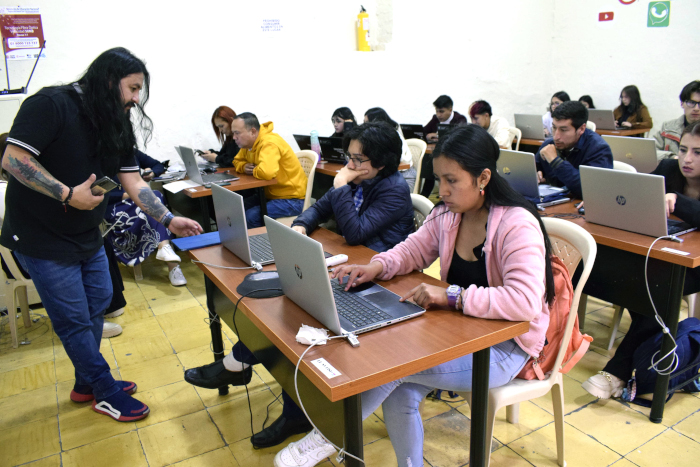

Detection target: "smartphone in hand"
[90, 176, 118, 196]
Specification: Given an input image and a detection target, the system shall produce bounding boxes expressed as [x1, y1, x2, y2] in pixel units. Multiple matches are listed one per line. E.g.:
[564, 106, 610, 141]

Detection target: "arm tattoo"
[8, 153, 65, 200]
[137, 187, 169, 221]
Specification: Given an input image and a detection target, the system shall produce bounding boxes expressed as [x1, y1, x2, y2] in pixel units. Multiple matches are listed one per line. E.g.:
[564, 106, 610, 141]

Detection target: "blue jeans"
[360, 339, 529, 467]
[16, 247, 119, 399]
[243, 193, 304, 228]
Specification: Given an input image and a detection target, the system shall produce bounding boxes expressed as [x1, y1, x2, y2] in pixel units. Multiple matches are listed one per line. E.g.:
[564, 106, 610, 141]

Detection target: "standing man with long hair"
[0, 47, 202, 422]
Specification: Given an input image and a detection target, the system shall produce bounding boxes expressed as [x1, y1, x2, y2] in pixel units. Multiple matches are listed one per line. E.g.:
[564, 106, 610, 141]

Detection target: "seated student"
[273, 125, 555, 467]
[421, 95, 469, 197]
[535, 101, 613, 199]
[423, 94, 468, 142]
[330, 107, 356, 137]
[364, 107, 417, 192]
[543, 91, 570, 137]
[614, 85, 653, 130]
[582, 121, 700, 399]
[104, 149, 186, 287]
[201, 106, 240, 167]
[655, 80, 700, 160]
[469, 100, 514, 149]
[579, 95, 596, 109]
[184, 122, 414, 450]
[231, 112, 308, 228]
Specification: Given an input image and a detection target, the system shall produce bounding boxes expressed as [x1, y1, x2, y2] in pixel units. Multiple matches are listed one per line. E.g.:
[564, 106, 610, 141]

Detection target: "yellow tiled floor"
[1, 257, 700, 466]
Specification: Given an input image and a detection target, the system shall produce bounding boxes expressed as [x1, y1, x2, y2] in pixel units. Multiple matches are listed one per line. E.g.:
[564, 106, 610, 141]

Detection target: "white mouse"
[296, 326, 328, 346]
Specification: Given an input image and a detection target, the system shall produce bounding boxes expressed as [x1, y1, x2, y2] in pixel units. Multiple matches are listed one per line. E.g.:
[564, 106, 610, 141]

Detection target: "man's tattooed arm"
[137, 186, 169, 222]
[3, 146, 67, 200]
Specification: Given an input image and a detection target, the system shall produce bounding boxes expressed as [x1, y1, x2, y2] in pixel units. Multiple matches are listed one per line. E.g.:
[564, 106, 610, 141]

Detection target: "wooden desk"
[190, 228, 528, 466]
[315, 161, 410, 177]
[164, 169, 277, 232]
[544, 201, 700, 422]
[596, 127, 648, 137]
[520, 137, 545, 147]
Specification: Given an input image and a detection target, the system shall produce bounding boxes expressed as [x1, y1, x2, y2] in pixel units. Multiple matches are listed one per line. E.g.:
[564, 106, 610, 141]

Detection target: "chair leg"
[551, 381, 566, 467]
[608, 305, 624, 351]
[133, 263, 143, 281]
[18, 285, 32, 329]
[9, 288, 19, 348]
[485, 397, 499, 467]
[685, 293, 700, 319]
[506, 403, 520, 424]
[578, 294, 588, 331]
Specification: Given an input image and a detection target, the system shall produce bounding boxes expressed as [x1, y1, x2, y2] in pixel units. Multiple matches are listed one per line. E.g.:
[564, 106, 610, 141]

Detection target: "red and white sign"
[0, 6, 46, 61]
[599, 11, 615, 21]
[619, 0, 636, 5]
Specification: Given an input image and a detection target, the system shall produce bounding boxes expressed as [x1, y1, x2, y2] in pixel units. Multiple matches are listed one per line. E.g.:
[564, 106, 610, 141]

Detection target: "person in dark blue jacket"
[535, 101, 613, 199]
[291, 121, 414, 252]
[182, 122, 415, 450]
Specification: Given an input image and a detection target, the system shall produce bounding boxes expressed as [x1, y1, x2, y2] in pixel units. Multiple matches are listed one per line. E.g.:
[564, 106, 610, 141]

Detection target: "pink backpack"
[517, 255, 593, 381]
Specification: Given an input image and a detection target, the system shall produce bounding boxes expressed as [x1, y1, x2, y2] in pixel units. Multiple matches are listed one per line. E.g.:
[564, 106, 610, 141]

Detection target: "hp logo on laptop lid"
[295, 264, 303, 279]
[616, 195, 627, 206]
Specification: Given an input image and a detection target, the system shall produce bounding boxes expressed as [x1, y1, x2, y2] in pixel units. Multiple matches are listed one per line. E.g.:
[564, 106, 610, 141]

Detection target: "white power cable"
[293, 336, 366, 465]
[190, 259, 262, 271]
[644, 236, 680, 376]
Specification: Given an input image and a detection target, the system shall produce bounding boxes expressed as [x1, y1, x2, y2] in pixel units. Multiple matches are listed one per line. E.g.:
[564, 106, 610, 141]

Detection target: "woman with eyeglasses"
[614, 85, 653, 130]
[364, 107, 417, 191]
[543, 91, 570, 137]
[330, 107, 356, 137]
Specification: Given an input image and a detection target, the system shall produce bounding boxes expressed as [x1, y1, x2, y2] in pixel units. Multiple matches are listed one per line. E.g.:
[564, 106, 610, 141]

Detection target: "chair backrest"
[295, 150, 319, 211]
[586, 120, 597, 132]
[410, 193, 434, 231]
[612, 160, 637, 173]
[541, 217, 596, 376]
[406, 139, 427, 194]
[508, 127, 522, 151]
[0, 243, 31, 283]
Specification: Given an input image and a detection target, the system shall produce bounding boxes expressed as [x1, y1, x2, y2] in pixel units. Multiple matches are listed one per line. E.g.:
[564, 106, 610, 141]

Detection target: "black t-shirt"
[0, 85, 138, 261]
[446, 241, 489, 289]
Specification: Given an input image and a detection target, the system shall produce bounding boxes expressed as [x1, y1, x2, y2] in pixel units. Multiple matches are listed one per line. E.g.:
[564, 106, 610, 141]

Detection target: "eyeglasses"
[684, 100, 700, 109]
[344, 153, 370, 166]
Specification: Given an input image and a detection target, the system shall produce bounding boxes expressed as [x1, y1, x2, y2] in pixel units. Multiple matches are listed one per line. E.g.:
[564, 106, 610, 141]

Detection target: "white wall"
[2, 0, 699, 162]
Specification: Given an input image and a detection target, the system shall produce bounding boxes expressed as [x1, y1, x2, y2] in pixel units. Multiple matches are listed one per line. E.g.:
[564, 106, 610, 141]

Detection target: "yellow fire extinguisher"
[357, 6, 370, 52]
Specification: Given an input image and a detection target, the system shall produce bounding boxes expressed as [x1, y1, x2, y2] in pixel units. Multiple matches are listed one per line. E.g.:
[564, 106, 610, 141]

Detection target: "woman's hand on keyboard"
[331, 261, 383, 291]
[400, 284, 448, 309]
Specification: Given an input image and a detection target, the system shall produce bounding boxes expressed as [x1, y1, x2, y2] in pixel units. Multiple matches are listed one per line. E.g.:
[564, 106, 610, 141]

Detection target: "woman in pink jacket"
[274, 125, 555, 467]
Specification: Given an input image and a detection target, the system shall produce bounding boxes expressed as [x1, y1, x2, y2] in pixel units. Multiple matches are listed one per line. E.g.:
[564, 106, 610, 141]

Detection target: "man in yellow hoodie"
[231, 112, 307, 227]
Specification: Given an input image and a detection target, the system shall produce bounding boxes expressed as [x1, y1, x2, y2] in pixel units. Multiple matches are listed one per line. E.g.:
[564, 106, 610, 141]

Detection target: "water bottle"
[310, 130, 322, 162]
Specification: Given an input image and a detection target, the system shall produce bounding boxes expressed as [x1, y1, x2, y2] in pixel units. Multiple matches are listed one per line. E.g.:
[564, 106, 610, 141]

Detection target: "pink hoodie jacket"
[371, 204, 549, 358]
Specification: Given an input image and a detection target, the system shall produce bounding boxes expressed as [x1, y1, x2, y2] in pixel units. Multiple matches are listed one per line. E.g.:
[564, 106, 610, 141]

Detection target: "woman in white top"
[543, 91, 570, 137]
[364, 107, 416, 191]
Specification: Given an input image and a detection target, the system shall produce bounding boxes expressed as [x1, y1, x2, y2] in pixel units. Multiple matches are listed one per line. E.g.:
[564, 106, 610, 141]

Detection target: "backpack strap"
[560, 335, 593, 374]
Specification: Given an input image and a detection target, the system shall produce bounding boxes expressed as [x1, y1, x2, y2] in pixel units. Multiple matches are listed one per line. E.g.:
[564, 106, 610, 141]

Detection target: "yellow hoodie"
[233, 121, 307, 200]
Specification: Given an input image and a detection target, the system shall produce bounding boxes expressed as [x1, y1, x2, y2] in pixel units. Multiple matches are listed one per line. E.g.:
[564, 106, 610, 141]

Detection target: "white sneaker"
[582, 371, 626, 399]
[156, 244, 181, 263]
[104, 307, 125, 318]
[102, 322, 123, 338]
[169, 265, 187, 287]
[274, 429, 336, 467]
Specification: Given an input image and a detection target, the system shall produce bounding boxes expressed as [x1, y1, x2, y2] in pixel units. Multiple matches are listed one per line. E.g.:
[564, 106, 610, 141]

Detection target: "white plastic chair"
[586, 120, 597, 132]
[612, 160, 637, 173]
[406, 139, 427, 194]
[0, 244, 35, 348]
[460, 217, 596, 467]
[276, 150, 318, 226]
[508, 127, 522, 151]
[410, 193, 433, 231]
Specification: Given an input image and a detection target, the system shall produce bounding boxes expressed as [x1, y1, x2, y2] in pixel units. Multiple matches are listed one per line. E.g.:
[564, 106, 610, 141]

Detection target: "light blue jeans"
[360, 339, 530, 467]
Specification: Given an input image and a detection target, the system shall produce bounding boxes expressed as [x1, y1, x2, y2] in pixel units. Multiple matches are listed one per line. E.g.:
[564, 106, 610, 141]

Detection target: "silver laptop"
[179, 146, 239, 185]
[211, 184, 275, 266]
[263, 216, 425, 336]
[588, 109, 619, 131]
[514, 114, 546, 140]
[602, 135, 658, 173]
[498, 150, 568, 200]
[580, 166, 696, 238]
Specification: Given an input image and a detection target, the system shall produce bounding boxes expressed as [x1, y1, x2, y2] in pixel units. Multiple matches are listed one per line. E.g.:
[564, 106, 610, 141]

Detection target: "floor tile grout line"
[619, 426, 672, 458]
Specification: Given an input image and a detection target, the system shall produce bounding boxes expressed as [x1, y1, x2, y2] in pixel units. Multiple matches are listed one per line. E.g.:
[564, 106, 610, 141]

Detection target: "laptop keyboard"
[667, 219, 695, 235]
[249, 235, 274, 263]
[202, 172, 235, 183]
[330, 281, 392, 328]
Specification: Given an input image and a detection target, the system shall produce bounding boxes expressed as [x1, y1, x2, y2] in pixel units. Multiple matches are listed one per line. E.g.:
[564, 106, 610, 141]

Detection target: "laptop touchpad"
[363, 290, 421, 315]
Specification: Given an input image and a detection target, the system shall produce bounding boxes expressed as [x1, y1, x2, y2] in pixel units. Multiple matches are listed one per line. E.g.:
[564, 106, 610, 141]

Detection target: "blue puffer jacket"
[292, 171, 414, 253]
